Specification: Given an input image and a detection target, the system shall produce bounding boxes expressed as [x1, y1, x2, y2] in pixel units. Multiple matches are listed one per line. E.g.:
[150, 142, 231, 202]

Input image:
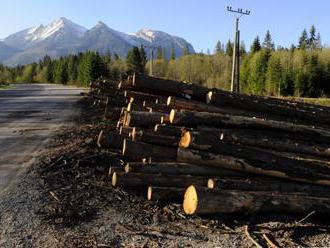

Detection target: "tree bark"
[125, 162, 249, 177]
[154, 124, 186, 137]
[104, 107, 124, 120]
[169, 109, 330, 140]
[122, 139, 177, 161]
[112, 172, 209, 188]
[177, 147, 330, 186]
[183, 185, 330, 215]
[207, 90, 330, 125]
[147, 186, 185, 202]
[131, 129, 179, 147]
[97, 130, 124, 149]
[124, 111, 164, 127]
[132, 73, 210, 101]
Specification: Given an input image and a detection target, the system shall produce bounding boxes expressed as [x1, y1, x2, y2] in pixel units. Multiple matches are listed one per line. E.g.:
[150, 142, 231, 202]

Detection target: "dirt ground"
[0, 97, 330, 248]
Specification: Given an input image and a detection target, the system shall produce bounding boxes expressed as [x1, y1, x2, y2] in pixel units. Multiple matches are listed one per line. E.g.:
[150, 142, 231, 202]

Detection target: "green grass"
[0, 83, 11, 90]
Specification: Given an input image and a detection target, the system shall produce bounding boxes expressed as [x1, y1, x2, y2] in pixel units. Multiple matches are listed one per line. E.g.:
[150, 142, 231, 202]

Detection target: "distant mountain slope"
[1, 18, 195, 66]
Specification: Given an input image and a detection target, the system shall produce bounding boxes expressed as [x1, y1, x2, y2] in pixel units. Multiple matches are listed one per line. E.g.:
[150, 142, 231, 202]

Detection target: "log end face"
[207, 179, 215, 189]
[179, 131, 191, 148]
[206, 91, 213, 104]
[124, 163, 130, 173]
[112, 172, 117, 187]
[147, 186, 152, 201]
[169, 109, 176, 124]
[97, 130, 104, 148]
[183, 185, 198, 215]
[122, 139, 127, 156]
[167, 96, 172, 106]
[154, 124, 159, 132]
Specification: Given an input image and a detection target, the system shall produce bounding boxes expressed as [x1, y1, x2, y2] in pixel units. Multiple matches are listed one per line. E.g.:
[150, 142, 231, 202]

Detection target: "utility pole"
[227, 6, 250, 93]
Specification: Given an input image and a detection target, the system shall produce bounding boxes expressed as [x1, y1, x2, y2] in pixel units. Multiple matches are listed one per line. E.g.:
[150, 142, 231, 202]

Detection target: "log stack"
[89, 73, 330, 216]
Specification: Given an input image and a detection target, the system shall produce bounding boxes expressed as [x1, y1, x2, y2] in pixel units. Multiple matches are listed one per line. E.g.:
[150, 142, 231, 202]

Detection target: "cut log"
[154, 124, 186, 137]
[181, 130, 330, 158]
[207, 178, 330, 196]
[104, 107, 124, 120]
[147, 186, 185, 202]
[126, 102, 146, 112]
[183, 185, 330, 215]
[124, 90, 161, 103]
[124, 111, 164, 127]
[125, 162, 249, 177]
[206, 90, 330, 125]
[132, 73, 210, 101]
[177, 147, 330, 186]
[122, 139, 177, 161]
[143, 101, 171, 113]
[160, 114, 171, 125]
[119, 126, 134, 136]
[131, 129, 179, 147]
[169, 109, 330, 139]
[97, 131, 124, 149]
[112, 172, 209, 188]
[108, 166, 124, 176]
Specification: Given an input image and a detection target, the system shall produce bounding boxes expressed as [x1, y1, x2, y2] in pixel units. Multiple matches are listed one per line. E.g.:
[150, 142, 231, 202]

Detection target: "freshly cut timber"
[125, 162, 248, 177]
[132, 73, 210, 101]
[183, 185, 330, 215]
[180, 130, 330, 158]
[147, 186, 185, 202]
[169, 109, 330, 139]
[143, 101, 171, 113]
[206, 90, 330, 125]
[124, 90, 161, 103]
[112, 172, 209, 188]
[97, 130, 124, 149]
[119, 126, 134, 136]
[126, 102, 146, 112]
[177, 148, 330, 186]
[131, 128, 179, 147]
[124, 111, 165, 127]
[122, 139, 177, 161]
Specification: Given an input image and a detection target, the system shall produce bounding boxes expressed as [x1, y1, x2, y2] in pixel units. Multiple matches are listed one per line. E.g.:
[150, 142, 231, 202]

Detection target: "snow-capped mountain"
[1, 18, 195, 65]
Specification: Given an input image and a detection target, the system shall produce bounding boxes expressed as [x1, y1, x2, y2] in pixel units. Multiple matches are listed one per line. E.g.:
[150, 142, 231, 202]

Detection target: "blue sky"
[0, 0, 329, 52]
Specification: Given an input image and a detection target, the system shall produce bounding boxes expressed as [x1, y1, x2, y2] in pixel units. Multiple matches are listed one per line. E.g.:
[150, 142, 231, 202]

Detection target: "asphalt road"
[0, 84, 84, 194]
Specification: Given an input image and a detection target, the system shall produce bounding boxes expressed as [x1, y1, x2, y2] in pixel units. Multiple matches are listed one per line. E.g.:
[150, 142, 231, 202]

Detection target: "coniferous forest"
[1, 25, 330, 98]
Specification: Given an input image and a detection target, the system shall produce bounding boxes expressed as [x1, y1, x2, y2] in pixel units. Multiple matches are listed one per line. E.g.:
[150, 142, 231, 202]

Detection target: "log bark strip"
[177, 147, 330, 186]
[131, 129, 179, 147]
[97, 131, 124, 149]
[183, 186, 330, 215]
[124, 111, 164, 127]
[147, 186, 185, 202]
[112, 172, 209, 188]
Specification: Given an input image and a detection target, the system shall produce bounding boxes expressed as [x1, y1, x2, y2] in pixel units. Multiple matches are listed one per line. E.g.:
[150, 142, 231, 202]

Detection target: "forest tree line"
[0, 25, 329, 97]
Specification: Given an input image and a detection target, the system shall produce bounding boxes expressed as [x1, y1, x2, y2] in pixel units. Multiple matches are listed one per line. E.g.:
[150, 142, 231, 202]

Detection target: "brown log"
[122, 139, 177, 161]
[154, 124, 186, 137]
[177, 147, 330, 186]
[181, 130, 330, 158]
[147, 186, 185, 202]
[207, 177, 330, 196]
[183, 185, 330, 215]
[97, 131, 124, 149]
[104, 107, 124, 120]
[169, 109, 330, 139]
[206, 90, 330, 125]
[143, 101, 171, 113]
[126, 102, 146, 112]
[124, 111, 164, 127]
[119, 126, 134, 136]
[132, 73, 210, 101]
[124, 90, 161, 103]
[125, 162, 249, 177]
[112, 172, 209, 188]
[108, 166, 124, 176]
[131, 128, 179, 147]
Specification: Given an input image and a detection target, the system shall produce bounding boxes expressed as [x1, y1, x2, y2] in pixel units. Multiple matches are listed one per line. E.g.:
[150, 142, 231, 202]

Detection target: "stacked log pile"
[89, 74, 330, 216]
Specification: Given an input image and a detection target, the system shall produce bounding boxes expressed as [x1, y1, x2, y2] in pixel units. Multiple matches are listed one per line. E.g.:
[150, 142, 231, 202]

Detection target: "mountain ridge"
[1, 18, 195, 66]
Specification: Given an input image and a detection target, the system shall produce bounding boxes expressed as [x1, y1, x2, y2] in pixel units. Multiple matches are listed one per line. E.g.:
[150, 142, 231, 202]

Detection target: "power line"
[227, 6, 251, 93]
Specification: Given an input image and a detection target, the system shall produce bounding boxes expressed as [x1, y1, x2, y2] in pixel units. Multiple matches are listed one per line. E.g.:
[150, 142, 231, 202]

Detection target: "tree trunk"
[181, 130, 330, 158]
[122, 139, 177, 161]
[154, 124, 186, 137]
[112, 172, 209, 188]
[97, 130, 124, 149]
[132, 73, 210, 101]
[207, 90, 330, 125]
[183, 185, 330, 215]
[177, 147, 330, 186]
[131, 129, 179, 147]
[104, 107, 124, 120]
[147, 186, 185, 202]
[169, 109, 330, 140]
[124, 111, 164, 127]
[125, 162, 249, 177]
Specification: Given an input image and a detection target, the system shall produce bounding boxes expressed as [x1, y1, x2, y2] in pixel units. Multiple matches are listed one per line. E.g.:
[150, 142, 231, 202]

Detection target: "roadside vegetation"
[0, 25, 329, 99]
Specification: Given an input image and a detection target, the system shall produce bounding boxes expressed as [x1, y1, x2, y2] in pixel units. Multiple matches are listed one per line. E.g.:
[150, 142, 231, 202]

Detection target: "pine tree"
[262, 30, 275, 51]
[126, 46, 144, 74]
[157, 47, 163, 59]
[214, 41, 223, 54]
[315, 33, 322, 49]
[170, 45, 176, 60]
[250, 36, 261, 53]
[225, 40, 233, 56]
[139, 46, 147, 67]
[298, 29, 308, 50]
[309, 25, 316, 49]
